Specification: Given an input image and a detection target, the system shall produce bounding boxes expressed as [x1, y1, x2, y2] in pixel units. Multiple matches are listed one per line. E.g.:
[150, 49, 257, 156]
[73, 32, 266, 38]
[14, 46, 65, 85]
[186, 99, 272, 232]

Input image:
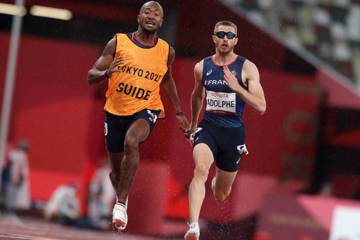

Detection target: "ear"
[212, 35, 217, 44]
[137, 14, 141, 24]
[234, 37, 238, 46]
[159, 18, 163, 28]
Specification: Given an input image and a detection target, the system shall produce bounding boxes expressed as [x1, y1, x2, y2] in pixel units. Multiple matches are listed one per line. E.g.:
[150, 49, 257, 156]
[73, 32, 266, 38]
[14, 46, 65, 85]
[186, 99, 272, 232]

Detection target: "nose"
[146, 12, 155, 20]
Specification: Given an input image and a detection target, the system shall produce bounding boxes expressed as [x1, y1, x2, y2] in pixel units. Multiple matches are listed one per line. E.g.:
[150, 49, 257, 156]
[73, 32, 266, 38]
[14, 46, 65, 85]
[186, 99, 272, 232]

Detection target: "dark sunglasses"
[214, 31, 237, 39]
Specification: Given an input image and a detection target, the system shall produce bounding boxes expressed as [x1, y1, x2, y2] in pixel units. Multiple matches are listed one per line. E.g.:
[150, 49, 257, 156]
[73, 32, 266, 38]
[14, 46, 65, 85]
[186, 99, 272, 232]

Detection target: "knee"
[193, 164, 210, 182]
[124, 135, 140, 153]
[213, 188, 231, 202]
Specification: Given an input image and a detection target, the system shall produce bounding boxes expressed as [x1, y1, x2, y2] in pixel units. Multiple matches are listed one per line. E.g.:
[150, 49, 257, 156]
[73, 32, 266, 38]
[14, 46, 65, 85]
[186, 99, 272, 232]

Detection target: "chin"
[219, 49, 231, 55]
[148, 28, 158, 33]
[141, 26, 158, 34]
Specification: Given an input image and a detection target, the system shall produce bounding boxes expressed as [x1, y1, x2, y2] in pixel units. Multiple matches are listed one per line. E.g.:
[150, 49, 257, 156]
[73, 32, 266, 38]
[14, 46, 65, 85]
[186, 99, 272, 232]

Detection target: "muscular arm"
[223, 60, 266, 114]
[161, 46, 183, 113]
[161, 46, 189, 131]
[190, 61, 204, 129]
[87, 38, 118, 85]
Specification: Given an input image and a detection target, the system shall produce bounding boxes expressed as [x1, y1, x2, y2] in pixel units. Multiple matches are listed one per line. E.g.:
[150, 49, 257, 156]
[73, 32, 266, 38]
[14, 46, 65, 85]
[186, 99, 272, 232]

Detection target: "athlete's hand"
[106, 57, 124, 77]
[184, 123, 198, 145]
[175, 114, 189, 133]
[223, 65, 241, 92]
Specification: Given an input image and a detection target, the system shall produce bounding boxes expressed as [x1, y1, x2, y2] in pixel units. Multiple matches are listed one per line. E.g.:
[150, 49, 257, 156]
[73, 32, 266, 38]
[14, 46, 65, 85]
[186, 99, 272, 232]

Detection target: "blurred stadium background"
[0, 0, 360, 239]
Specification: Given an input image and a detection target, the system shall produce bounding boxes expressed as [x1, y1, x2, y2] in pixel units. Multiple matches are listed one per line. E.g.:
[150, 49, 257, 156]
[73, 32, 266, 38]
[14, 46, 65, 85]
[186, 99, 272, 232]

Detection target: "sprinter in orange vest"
[87, 1, 189, 231]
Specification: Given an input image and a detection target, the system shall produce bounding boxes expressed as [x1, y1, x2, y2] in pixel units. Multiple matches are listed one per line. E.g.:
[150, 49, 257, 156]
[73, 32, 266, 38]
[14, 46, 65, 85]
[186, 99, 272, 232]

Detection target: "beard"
[140, 25, 158, 34]
[217, 46, 233, 55]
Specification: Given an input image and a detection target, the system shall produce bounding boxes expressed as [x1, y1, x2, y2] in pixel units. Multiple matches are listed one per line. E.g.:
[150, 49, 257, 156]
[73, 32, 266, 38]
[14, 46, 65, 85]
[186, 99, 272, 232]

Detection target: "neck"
[213, 51, 237, 66]
[134, 27, 157, 46]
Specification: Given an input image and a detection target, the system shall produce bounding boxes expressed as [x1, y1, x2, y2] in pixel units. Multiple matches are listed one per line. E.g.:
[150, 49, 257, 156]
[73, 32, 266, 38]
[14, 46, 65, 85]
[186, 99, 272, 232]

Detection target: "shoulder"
[115, 33, 127, 39]
[196, 55, 214, 71]
[112, 33, 133, 47]
[243, 59, 260, 81]
[107, 37, 117, 47]
[243, 59, 258, 73]
[158, 37, 171, 51]
[103, 36, 117, 56]
[112, 33, 126, 44]
[158, 36, 169, 43]
[156, 36, 173, 61]
[169, 45, 175, 56]
[194, 60, 204, 76]
[194, 60, 204, 71]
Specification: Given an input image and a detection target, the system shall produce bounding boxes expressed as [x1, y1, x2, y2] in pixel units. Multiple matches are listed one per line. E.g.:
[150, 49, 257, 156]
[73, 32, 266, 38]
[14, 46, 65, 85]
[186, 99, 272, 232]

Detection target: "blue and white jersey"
[202, 55, 247, 128]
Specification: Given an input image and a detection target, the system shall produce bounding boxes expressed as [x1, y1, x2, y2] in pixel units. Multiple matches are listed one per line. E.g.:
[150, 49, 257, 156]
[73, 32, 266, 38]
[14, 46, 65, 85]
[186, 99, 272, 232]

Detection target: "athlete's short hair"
[140, 1, 164, 17]
[214, 20, 238, 34]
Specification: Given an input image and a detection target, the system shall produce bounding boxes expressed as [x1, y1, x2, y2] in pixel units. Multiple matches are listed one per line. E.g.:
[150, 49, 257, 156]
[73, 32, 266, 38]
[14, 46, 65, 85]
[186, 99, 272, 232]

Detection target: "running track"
[0, 214, 174, 240]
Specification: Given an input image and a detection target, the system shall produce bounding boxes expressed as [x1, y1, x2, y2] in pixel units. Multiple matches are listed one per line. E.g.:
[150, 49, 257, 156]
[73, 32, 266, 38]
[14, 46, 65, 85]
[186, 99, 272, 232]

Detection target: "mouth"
[145, 21, 156, 27]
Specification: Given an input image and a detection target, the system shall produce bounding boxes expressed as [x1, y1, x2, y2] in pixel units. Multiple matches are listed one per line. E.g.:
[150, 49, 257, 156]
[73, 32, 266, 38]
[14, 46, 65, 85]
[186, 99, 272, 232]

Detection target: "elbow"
[257, 102, 266, 115]
[87, 71, 93, 85]
[191, 90, 203, 102]
[258, 108, 266, 115]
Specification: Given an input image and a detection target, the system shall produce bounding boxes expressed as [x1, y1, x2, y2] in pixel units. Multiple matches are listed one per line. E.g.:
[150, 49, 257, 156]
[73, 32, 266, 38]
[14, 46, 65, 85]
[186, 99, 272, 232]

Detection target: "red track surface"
[0, 214, 163, 240]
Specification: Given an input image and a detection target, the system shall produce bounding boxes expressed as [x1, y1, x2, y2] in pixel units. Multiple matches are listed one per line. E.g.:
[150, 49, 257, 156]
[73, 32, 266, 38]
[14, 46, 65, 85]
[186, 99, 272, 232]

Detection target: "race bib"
[206, 90, 236, 113]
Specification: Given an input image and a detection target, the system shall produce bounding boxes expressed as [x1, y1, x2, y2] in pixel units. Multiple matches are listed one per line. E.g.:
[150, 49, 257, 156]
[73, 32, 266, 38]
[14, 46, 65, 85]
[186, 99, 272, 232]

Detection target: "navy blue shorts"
[193, 119, 248, 172]
[104, 109, 160, 153]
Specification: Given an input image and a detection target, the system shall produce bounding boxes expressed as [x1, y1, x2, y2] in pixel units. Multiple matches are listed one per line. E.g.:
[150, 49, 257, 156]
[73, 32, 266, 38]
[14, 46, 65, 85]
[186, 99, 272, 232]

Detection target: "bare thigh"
[125, 118, 151, 145]
[193, 143, 214, 173]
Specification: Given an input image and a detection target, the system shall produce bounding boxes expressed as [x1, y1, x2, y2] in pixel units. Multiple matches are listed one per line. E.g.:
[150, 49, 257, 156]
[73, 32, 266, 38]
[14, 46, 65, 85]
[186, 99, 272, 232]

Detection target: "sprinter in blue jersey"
[184, 20, 266, 240]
